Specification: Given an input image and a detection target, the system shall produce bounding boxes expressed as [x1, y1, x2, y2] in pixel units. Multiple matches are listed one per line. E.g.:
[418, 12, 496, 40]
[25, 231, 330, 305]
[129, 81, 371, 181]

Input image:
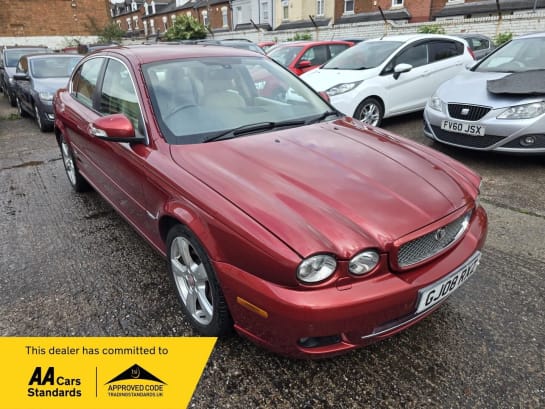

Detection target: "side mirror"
[393, 63, 413, 79]
[89, 114, 144, 143]
[296, 60, 312, 69]
[13, 73, 29, 81]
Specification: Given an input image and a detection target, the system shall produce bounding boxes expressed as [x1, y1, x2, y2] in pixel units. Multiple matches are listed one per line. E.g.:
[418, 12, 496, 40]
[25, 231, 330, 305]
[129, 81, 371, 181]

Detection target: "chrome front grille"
[397, 212, 471, 268]
[448, 104, 491, 121]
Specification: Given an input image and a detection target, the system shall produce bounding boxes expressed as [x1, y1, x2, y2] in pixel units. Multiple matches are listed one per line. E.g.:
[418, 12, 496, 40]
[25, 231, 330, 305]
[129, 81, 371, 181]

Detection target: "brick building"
[0, 0, 112, 37]
[111, 0, 232, 38]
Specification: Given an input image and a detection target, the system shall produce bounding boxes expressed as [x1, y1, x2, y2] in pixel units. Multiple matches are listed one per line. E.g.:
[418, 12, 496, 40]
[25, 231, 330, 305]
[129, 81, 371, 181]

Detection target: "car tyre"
[354, 97, 384, 127]
[59, 134, 90, 192]
[34, 105, 51, 132]
[16, 97, 28, 118]
[167, 224, 232, 337]
[8, 91, 17, 107]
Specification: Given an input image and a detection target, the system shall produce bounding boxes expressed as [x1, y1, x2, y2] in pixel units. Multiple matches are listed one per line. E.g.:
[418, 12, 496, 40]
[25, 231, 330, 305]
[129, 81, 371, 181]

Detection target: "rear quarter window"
[428, 41, 463, 63]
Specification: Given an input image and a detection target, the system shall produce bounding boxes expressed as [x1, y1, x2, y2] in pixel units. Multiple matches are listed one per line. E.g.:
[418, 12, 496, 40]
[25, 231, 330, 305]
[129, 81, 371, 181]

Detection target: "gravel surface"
[1, 99, 543, 408]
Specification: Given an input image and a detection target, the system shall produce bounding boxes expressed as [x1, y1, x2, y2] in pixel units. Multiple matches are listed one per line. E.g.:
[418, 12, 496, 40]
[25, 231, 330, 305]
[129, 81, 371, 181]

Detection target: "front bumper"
[424, 106, 545, 153]
[215, 206, 487, 358]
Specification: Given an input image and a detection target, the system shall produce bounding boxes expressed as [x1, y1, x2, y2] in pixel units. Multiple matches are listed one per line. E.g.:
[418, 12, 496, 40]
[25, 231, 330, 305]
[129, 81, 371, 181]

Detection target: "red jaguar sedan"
[54, 45, 487, 358]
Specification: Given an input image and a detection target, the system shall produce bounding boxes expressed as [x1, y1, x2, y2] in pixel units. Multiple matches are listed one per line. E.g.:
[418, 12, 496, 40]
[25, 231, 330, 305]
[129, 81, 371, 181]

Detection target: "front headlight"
[428, 95, 443, 112]
[38, 92, 54, 102]
[326, 81, 362, 97]
[497, 102, 545, 119]
[297, 254, 337, 283]
[349, 250, 380, 275]
[8, 77, 14, 84]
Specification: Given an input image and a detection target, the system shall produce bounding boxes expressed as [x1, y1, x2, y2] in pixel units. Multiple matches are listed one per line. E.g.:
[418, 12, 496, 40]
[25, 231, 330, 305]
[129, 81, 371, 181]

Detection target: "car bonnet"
[169, 119, 474, 258]
[436, 70, 545, 107]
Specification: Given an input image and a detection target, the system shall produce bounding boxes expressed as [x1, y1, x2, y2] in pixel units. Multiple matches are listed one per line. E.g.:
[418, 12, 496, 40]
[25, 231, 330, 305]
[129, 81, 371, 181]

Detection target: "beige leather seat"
[200, 68, 245, 108]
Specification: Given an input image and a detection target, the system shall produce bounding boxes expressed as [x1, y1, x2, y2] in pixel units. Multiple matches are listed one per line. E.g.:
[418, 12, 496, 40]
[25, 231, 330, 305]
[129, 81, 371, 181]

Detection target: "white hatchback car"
[301, 34, 475, 126]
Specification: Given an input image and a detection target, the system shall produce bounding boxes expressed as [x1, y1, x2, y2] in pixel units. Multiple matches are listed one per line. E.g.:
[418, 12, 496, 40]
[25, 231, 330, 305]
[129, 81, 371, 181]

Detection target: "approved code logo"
[106, 364, 166, 398]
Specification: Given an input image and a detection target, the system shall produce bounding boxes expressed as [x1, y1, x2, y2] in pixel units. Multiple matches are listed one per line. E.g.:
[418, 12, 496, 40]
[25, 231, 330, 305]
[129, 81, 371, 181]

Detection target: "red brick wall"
[334, 0, 440, 23]
[0, 0, 111, 37]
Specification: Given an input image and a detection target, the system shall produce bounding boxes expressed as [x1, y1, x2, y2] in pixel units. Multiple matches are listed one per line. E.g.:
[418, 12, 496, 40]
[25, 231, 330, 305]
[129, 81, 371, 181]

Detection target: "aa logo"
[106, 364, 165, 384]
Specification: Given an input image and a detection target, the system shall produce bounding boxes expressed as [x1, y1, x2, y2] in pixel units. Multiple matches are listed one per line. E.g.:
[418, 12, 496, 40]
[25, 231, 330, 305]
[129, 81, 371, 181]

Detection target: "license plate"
[441, 120, 485, 136]
[415, 252, 481, 314]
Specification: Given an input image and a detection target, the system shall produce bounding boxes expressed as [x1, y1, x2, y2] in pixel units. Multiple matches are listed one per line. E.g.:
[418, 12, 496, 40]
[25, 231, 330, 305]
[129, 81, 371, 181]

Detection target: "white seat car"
[301, 34, 475, 126]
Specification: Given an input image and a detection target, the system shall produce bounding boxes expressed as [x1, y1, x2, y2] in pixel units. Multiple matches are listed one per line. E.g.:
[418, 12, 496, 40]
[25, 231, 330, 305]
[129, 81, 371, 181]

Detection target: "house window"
[116, 20, 122, 29]
[344, 0, 354, 14]
[126, 17, 132, 31]
[162, 16, 168, 31]
[186, 11, 191, 17]
[261, 1, 269, 23]
[316, 0, 324, 16]
[202, 10, 208, 26]
[392, 0, 403, 6]
[221, 7, 228, 28]
[171, 14, 176, 23]
[133, 16, 139, 30]
[282, 3, 289, 20]
[143, 20, 148, 35]
[150, 19, 155, 34]
[131, 1, 137, 11]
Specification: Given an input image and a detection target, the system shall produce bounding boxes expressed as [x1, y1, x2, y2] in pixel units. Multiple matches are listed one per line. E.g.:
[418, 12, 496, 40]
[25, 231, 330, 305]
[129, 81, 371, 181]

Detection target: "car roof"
[24, 53, 83, 59]
[271, 40, 353, 48]
[92, 44, 262, 64]
[3, 46, 48, 53]
[366, 33, 466, 43]
[516, 31, 545, 39]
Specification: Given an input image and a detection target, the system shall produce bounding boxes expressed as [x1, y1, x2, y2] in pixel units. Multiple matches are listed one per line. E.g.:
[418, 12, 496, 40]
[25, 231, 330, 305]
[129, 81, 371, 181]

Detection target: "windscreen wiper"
[305, 110, 340, 124]
[203, 120, 306, 143]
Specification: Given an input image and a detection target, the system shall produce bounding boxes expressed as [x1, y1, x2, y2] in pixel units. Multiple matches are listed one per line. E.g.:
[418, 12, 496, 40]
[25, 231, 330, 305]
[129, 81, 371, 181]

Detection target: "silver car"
[424, 32, 545, 153]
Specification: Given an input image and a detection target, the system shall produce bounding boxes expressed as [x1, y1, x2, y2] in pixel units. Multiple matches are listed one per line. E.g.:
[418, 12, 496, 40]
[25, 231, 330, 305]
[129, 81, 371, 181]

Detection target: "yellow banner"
[0, 337, 216, 409]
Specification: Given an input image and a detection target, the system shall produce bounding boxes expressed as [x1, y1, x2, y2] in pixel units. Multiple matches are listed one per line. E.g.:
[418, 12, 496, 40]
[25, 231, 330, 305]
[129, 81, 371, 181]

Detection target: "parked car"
[195, 39, 265, 54]
[301, 34, 475, 127]
[0, 46, 48, 106]
[54, 45, 486, 358]
[455, 33, 495, 60]
[424, 31, 545, 153]
[13, 53, 82, 131]
[258, 41, 276, 52]
[267, 40, 354, 76]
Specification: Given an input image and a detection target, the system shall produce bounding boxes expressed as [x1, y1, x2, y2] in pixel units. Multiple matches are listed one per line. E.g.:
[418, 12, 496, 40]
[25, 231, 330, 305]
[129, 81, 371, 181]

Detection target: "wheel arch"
[158, 203, 221, 260]
[353, 94, 385, 117]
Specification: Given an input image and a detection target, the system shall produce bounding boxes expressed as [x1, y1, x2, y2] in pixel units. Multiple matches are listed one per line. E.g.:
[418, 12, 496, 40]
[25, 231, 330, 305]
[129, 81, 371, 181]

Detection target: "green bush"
[417, 24, 446, 34]
[494, 32, 513, 46]
[164, 15, 207, 41]
[287, 32, 312, 41]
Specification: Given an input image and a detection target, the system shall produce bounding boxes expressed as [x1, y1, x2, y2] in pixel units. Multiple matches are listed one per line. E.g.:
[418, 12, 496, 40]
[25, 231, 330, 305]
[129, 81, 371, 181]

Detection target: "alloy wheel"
[170, 236, 213, 325]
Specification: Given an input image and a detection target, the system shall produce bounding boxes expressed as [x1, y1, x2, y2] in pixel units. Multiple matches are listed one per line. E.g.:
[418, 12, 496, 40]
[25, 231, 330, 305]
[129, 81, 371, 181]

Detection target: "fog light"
[298, 335, 341, 348]
[520, 135, 536, 146]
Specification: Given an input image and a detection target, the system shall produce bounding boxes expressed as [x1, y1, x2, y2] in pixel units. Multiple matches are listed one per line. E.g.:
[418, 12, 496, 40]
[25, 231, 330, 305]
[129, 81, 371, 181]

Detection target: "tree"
[85, 16, 124, 44]
[164, 15, 207, 41]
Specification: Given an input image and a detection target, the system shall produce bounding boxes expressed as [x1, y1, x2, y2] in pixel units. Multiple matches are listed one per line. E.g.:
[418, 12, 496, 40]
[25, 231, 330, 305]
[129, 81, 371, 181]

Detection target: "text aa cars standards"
[54, 44, 487, 358]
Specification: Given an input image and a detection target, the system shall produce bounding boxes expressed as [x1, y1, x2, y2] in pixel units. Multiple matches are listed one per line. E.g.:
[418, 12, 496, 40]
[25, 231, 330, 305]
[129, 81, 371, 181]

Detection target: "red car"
[267, 40, 354, 75]
[54, 45, 487, 358]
